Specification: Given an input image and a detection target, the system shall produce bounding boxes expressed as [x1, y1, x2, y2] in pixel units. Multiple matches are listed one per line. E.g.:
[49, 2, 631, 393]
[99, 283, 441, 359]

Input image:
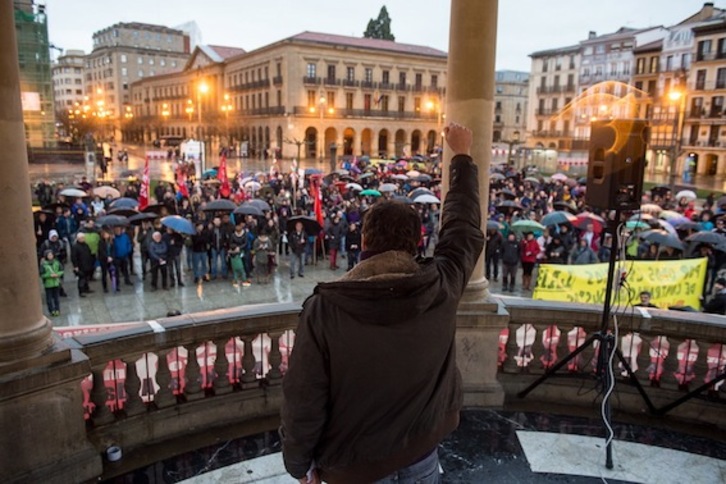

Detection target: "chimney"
[588, 31, 597, 39]
[703, 2, 714, 18]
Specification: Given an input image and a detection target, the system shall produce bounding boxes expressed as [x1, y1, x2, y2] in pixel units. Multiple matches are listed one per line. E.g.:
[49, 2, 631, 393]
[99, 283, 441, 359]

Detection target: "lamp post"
[310, 93, 332, 165]
[668, 89, 687, 191]
[220, 93, 233, 148]
[504, 130, 521, 167]
[161, 103, 170, 140]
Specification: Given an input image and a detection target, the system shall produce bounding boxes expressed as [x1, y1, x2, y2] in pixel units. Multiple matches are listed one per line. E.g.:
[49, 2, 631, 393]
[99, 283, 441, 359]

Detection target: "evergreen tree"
[363, 6, 395, 41]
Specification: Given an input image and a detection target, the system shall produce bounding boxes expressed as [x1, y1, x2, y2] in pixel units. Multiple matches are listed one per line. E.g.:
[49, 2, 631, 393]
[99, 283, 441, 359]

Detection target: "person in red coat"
[520, 232, 540, 290]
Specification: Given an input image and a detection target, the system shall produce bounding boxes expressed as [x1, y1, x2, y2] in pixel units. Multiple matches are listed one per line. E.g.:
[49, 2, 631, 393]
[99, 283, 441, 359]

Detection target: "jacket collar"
[338, 250, 419, 282]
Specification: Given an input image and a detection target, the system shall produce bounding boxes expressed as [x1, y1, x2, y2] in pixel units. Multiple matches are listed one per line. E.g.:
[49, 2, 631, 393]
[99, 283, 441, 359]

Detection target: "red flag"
[310, 174, 324, 235]
[176, 164, 189, 198]
[139, 156, 150, 210]
[218, 155, 230, 198]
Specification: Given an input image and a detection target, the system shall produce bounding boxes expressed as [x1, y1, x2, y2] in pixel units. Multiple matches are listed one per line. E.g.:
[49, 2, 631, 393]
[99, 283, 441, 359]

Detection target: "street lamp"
[668, 89, 687, 190]
[310, 94, 331, 165]
[220, 93, 233, 147]
[197, 80, 209, 138]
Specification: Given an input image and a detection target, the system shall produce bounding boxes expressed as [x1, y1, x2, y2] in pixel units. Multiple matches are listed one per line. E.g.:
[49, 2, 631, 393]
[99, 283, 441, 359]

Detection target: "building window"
[120, 54, 127, 63]
[138, 57, 143, 64]
[160, 58, 166, 67]
[138, 69, 144, 77]
[121, 67, 127, 76]
[636, 58, 645, 75]
[399, 71, 406, 86]
[149, 70, 155, 76]
[717, 68, 726, 89]
[649, 56, 658, 73]
[381, 95, 389, 112]
[698, 40, 712, 61]
[364, 94, 372, 111]
[306, 63, 316, 78]
[171, 61, 177, 68]
[415, 73, 422, 88]
[431, 74, 438, 87]
[277, 90, 282, 106]
[327, 65, 336, 81]
[364, 68, 373, 83]
[382, 70, 390, 84]
[542, 59, 548, 72]
[346, 92, 353, 110]
[327, 91, 335, 108]
[149, 58, 155, 65]
[696, 69, 707, 90]
[346, 66, 355, 81]
[277, 63, 282, 77]
[307, 90, 316, 108]
[414, 97, 421, 112]
[398, 96, 405, 112]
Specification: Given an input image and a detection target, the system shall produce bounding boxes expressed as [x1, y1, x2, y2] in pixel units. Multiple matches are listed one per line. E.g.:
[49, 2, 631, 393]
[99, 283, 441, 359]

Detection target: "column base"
[0, 340, 101, 483]
[0, 317, 53, 365]
[462, 382, 505, 408]
[460, 277, 499, 312]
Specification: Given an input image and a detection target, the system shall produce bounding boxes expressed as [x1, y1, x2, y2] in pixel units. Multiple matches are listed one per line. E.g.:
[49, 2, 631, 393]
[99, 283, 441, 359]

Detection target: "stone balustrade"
[61, 297, 726, 479]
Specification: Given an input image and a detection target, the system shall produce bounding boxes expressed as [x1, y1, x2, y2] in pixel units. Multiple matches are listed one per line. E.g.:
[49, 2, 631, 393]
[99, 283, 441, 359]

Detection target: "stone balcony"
[10, 296, 721, 482]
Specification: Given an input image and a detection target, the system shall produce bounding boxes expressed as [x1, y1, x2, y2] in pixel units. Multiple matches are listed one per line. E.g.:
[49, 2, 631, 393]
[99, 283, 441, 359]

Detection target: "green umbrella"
[360, 189, 381, 197]
[511, 219, 545, 233]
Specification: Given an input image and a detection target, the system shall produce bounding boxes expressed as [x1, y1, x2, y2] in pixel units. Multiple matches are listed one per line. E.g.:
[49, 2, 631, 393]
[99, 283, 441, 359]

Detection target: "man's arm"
[433, 123, 485, 297]
[280, 298, 330, 480]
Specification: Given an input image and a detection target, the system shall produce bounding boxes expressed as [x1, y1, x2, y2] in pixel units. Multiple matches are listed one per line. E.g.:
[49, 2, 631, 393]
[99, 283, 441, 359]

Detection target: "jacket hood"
[314, 250, 440, 323]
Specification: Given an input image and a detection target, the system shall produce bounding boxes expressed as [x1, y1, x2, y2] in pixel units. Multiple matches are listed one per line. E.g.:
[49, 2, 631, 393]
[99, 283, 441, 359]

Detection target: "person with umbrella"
[288, 221, 307, 279]
[137, 220, 154, 281]
[501, 232, 520, 292]
[544, 236, 568, 264]
[34, 210, 55, 251]
[569, 238, 598, 265]
[520, 232, 540, 290]
[325, 215, 344, 270]
[39, 229, 69, 297]
[98, 230, 117, 293]
[164, 227, 185, 287]
[345, 222, 362, 271]
[148, 231, 169, 291]
[209, 217, 231, 280]
[485, 226, 503, 282]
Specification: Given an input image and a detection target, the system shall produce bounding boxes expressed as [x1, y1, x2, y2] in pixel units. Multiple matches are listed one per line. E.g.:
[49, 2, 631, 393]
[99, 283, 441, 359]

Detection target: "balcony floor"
[104, 410, 726, 483]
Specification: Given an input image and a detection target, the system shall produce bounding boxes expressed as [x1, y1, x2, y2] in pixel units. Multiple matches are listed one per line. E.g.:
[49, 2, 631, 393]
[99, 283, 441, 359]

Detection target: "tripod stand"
[517, 211, 655, 469]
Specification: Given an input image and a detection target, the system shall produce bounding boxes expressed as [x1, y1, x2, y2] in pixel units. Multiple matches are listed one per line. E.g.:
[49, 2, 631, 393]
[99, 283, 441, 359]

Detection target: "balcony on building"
[302, 76, 321, 85]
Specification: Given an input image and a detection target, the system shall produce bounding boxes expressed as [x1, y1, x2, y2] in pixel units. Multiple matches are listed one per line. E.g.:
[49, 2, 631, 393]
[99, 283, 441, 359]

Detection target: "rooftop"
[530, 44, 580, 59]
[93, 21, 185, 38]
[285, 31, 448, 58]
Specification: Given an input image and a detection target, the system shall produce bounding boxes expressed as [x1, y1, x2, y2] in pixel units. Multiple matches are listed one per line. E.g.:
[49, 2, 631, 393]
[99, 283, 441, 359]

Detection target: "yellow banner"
[533, 258, 707, 309]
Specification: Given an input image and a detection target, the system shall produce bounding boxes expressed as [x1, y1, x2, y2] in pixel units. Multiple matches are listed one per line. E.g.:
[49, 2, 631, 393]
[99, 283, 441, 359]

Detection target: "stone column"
[0, 0, 52, 363]
[443, 0, 498, 303]
[446, 0, 507, 408]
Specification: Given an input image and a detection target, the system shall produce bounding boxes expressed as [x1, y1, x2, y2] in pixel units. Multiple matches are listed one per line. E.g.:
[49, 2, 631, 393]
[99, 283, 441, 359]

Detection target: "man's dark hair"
[362, 200, 421, 255]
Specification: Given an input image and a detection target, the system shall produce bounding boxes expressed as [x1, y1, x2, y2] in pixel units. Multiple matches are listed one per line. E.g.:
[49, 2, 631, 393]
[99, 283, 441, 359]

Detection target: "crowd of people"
[32, 152, 726, 317]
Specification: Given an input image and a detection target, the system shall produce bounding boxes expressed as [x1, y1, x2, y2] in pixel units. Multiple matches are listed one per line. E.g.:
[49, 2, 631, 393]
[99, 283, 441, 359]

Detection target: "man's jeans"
[374, 449, 441, 483]
[290, 252, 304, 276]
[192, 252, 208, 280]
[210, 248, 227, 277]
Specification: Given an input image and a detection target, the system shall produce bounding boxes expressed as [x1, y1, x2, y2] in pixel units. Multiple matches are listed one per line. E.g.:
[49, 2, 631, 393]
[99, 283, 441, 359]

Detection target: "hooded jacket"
[280, 155, 484, 483]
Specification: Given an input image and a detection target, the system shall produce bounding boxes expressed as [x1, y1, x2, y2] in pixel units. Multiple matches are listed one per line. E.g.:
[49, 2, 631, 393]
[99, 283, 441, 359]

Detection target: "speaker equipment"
[585, 119, 648, 211]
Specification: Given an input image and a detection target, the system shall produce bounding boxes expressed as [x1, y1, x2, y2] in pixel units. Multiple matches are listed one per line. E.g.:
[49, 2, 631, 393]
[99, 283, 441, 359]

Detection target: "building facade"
[129, 32, 447, 161]
[85, 22, 191, 138]
[52, 49, 86, 112]
[14, 0, 55, 147]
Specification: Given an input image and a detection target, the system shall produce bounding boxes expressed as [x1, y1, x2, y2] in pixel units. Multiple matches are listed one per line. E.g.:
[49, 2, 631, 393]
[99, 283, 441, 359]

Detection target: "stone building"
[128, 31, 446, 161]
[51, 49, 86, 113]
[84, 22, 191, 139]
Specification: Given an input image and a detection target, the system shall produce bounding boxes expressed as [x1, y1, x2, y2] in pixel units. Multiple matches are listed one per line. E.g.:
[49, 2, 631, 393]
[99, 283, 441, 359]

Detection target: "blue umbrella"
[304, 168, 323, 175]
[161, 215, 195, 235]
[109, 197, 139, 209]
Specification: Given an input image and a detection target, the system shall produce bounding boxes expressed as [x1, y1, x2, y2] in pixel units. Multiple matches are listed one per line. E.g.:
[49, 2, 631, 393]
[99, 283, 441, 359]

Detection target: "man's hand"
[444, 122, 472, 156]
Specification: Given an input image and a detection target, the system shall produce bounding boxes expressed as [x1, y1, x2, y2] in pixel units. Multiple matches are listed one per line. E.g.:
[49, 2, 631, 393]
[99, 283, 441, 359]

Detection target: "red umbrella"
[575, 212, 605, 233]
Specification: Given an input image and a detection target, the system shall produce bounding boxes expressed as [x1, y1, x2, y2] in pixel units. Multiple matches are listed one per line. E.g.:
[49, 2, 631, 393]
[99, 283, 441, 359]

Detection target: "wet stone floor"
[104, 409, 726, 483]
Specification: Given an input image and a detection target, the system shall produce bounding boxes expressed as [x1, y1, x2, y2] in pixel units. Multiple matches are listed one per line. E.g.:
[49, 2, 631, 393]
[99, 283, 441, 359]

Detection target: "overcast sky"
[46, 0, 716, 71]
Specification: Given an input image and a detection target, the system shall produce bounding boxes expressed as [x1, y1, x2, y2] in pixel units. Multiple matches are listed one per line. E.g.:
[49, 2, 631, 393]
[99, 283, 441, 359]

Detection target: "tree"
[363, 6, 395, 41]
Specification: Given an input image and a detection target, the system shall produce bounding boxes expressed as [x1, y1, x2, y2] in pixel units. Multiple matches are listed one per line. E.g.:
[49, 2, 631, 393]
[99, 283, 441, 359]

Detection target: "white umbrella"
[406, 170, 421, 178]
[413, 194, 441, 204]
[551, 173, 568, 181]
[675, 190, 697, 201]
[379, 183, 398, 193]
[346, 182, 363, 191]
[392, 174, 409, 181]
[60, 188, 87, 198]
[244, 181, 262, 191]
[93, 186, 121, 199]
[655, 219, 678, 235]
[239, 176, 254, 186]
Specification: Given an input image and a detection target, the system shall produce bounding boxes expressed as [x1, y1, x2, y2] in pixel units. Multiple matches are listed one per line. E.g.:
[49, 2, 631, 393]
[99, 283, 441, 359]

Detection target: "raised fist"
[444, 122, 472, 156]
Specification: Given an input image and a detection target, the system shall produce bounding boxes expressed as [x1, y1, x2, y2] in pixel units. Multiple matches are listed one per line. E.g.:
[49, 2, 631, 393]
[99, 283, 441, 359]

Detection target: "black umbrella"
[408, 187, 434, 200]
[495, 200, 523, 212]
[392, 195, 414, 205]
[414, 174, 432, 183]
[34, 209, 55, 218]
[672, 221, 701, 232]
[541, 211, 577, 227]
[234, 204, 264, 217]
[287, 216, 321, 235]
[109, 197, 139, 209]
[686, 231, 726, 246]
[202, 199, 237, 212]
[142, 203, 166, 214]
[577, 177, 588, 185]
[246, 199, 271, 212]
[487, 220, 503, 231]
[129, 212, 158, 225]
[489, 173, 506, 181]
[500, 188, 517, 200]
[96, 214, 130, 228]
[107, 207, 139, 217]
